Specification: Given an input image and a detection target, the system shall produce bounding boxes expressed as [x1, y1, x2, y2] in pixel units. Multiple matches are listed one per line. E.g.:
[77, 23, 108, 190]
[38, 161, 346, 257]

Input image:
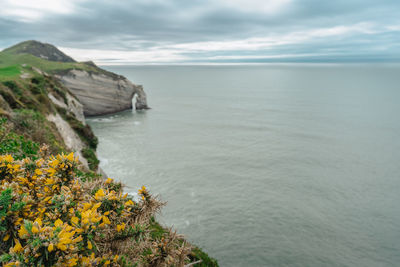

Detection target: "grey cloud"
[1, 0, 400, 62]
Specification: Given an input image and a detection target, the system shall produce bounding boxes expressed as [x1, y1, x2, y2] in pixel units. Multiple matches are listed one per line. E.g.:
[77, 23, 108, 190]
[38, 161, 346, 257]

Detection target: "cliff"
[0, 40, 149, 116]
[55, 68, 148, 116]
[0, 68, 97, 171]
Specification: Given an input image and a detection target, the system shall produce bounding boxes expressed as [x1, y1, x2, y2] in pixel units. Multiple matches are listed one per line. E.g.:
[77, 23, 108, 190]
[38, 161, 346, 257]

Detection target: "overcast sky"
[1, 0, 399, 64]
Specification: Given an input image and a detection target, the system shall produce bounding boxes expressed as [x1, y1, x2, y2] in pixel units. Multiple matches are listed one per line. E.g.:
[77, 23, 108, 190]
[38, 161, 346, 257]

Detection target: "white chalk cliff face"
[55, 69, 149, 116]
[46, 113, 89, 169]
[48, 92, 85, 125]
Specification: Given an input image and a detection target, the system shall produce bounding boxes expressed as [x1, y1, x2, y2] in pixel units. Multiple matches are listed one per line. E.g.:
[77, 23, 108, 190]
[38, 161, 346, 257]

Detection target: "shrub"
[82, 148, 99, 171]
[11, 110, 65, 155]
[2, 81, 22, 96]
[0, 152, 193, 266]
[0, 117, 39, 160]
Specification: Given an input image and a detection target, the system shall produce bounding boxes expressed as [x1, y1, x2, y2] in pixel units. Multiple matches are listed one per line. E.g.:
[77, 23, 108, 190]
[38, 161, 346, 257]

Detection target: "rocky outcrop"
[48, 92, 85, 124]
[46, 87, 90, 169]
[55, 69, 149, 116]
[46, 113, 89, 169]
[134, 85, 148, 110]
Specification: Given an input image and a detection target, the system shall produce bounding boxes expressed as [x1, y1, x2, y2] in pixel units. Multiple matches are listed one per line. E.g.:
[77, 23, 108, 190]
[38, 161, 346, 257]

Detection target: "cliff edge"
[1, 40, 149, 116]
[55, 66, 148, 116]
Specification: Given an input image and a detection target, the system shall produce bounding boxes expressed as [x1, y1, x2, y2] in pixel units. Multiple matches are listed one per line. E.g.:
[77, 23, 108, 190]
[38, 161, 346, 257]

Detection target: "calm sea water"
[87, 65, 400, 267]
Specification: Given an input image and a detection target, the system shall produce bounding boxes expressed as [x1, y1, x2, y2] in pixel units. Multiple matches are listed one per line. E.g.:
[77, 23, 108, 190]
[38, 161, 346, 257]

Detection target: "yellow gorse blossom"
[87, 241, 92, 250]
[138, 185, 146, 194]
[94, 188, 105, 200]
[116, 223, 125, 232]
[13, 239, 23, 253]
[0, 152, 179, 267]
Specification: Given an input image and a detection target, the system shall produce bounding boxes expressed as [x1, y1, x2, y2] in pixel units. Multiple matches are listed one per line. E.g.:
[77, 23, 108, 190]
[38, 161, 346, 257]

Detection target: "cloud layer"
[1, 0, 399, 64]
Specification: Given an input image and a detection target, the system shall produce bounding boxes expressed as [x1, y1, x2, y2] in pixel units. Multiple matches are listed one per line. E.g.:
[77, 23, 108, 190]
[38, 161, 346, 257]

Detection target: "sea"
[86, 64, 400, 267]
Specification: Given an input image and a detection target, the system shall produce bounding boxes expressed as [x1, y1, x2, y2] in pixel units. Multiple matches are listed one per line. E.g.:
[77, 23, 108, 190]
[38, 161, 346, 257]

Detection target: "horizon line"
[97, 62, 400, 67]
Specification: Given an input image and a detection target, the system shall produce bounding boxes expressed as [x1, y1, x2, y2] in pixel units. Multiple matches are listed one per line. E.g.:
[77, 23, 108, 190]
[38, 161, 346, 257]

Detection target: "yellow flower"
[94, 188, 105, 200]
[113, 255, 119, 262]
[105, 177, 113, 184]
[3, 234, 10, 241]
[83, 202, 92, 211]
[125, 200, 134, 206]
[72, 235, 83, 243]
[36, 158, 44, 167]
[116, 223, 125, 232]
[54, 219, 63, 227]
[13, 239, 23, 253]
[18, 225, 28, 238]
[34, 218, 43, 227]
[32, 226, 39, 234]
[87, 241, 93, 250]
[102, 216, 111, 225]
[66, 152, 74, 161]
[47, 168, 56, 177]
[49, 159, 59, 168]
[4, 155, 13, 162]
[67, 257, 78, 267]
[92, 202, 101, 210]
[15, 218, 23, 226]
[48, 243, 54, 252]
[71, 216, 79, 226]
[57, 243, 67, 251]
[138, 185, 147, 194]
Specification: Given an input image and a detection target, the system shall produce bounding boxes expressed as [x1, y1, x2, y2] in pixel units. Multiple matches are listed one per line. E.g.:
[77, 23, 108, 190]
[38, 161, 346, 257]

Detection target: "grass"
[0, 49, 124, 82]
[82, 147, 100, 170]
[0, 65, 20, 77]
[0, 52, 90, 73]
[0, 51, 118, 79]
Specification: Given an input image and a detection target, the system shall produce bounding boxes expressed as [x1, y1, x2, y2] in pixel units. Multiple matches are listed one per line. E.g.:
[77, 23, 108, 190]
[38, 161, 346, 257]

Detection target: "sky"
[0, 0, 399, 64]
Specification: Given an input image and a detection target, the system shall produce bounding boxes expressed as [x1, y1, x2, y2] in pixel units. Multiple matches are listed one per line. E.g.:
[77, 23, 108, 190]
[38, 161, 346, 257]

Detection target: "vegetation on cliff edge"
[0, 150, 192, 266]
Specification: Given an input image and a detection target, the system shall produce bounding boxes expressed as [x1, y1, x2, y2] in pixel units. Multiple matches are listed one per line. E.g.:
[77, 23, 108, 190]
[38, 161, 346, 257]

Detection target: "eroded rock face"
[134, 85, 148, 110]
[48, 92, 85, 125]
[55, 69, 149, 116]
[46, 113, 89, 169]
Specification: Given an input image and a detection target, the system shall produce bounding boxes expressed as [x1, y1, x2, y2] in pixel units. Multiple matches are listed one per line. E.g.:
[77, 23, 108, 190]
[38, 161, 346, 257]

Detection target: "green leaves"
[0, 118, 39, 160]
[0, 188, 25, 233]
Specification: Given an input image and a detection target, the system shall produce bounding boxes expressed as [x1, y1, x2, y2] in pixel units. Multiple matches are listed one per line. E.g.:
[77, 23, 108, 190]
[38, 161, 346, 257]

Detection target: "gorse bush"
[0, 151, 192, 266]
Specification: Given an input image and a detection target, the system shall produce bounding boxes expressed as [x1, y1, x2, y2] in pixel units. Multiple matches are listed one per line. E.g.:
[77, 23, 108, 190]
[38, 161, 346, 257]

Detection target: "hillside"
[0, 41, 149, 115]
[3, 40, 76, 63]
[0, 41, 218, 266]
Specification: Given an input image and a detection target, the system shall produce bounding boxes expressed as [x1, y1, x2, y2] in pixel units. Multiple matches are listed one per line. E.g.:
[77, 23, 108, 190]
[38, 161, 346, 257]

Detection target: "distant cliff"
[55, 66, 148, 116]
[0, 40, 149, 116]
